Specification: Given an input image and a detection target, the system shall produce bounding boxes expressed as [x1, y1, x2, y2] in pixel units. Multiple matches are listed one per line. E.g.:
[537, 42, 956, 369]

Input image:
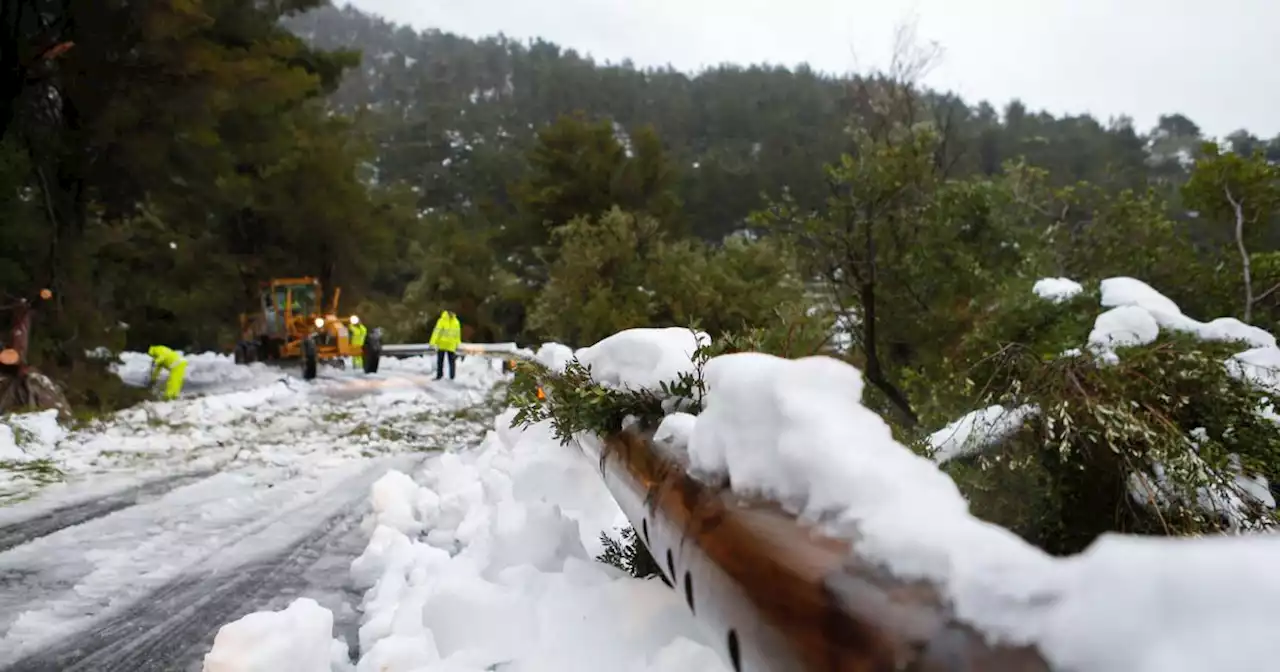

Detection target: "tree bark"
[858, 220, 918, 428]
[1225, 186, 1252, 323]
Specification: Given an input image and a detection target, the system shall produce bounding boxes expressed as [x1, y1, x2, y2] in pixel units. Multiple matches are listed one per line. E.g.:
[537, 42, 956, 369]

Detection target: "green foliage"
[56, 358, 152, 417]
[924, 283, 1280, 554]
[509, 359, 670, 444]
[1182, 142, 1280, 323]
[527, 208, 821, 347]
[596, 526, 663, 581]
[756, 118, 1051, 428]
[3, 0, 405, 391]
[507, 113, 682, 276]
[1183, 142, 1280, 238]
[0, 458, 64, 505]
[361, 209, 521, 343]
[526, 209, 661, 345]
[1047, 184, 1220, 316]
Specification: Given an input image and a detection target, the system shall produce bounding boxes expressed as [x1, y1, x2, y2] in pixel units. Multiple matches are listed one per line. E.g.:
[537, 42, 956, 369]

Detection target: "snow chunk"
[654, 412, 697, 455]
[202, 598, 343, 672]
[533, 342, 574, 372]
[928, 404, 1038, 464]
[1033, 277, 1083, 303]
[575, 328, 709, 392]
[371, 470, 422, 535]
[1089, 305, 1161, 350]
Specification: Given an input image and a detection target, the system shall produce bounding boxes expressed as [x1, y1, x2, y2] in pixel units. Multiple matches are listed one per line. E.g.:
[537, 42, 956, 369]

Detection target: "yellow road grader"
[233, 277, 381, 379]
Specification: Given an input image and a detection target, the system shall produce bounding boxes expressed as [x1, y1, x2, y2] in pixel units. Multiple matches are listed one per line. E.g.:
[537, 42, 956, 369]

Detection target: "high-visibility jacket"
[429, 311, 462, 353]
[148, 345, 188, 400]
[148, 345, 184, 375]
[350, 322, 367, 347]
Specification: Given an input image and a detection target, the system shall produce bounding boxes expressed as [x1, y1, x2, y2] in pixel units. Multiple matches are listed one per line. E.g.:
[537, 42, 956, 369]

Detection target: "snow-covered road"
[0, 354, 506, 671]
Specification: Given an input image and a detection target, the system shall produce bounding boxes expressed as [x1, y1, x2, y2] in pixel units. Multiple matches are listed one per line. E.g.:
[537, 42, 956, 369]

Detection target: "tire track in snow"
[3, 502, 370, 672]
[0, 470, 216, 554]
[0, 456, 419, 672]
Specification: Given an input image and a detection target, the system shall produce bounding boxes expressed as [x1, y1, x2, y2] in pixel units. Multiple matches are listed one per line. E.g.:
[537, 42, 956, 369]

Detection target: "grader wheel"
[302, 338, 318, 380]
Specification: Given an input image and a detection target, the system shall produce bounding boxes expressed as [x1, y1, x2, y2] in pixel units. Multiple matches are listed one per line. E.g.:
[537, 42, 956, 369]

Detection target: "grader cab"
[234, 277, 381, 379]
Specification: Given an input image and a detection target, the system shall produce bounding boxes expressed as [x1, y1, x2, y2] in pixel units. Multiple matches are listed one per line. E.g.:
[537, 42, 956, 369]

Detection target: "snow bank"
[576, 328, 709, 392]
[114, 351, 281, 391]
[347, 412, 724, 671]
[202, 597, 350, 672]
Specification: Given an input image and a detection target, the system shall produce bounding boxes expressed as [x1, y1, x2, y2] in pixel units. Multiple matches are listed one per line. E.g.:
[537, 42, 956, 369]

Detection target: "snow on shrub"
[923, 276, 1280, 548]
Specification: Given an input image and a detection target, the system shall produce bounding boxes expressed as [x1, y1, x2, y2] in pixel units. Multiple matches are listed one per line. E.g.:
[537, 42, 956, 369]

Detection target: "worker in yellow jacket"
[349, 318, 368, 370]
[148, 345, 188, 400]
[428, 310, 461, 380]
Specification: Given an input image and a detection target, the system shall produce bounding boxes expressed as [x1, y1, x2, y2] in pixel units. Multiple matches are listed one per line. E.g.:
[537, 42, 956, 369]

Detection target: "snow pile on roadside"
[342, 411, 723, 672]
[576, 328, 708, 392]
[533, 343, 575, 372]
[340, 409, 727, 670]
[203, 598, 352, 672]
[602, 326, 1280, 671]
[114, 351, 281, 391]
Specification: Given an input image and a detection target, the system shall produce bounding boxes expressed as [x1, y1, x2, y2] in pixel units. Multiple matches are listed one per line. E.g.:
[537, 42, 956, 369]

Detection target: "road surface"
[0, 358, 502, 671]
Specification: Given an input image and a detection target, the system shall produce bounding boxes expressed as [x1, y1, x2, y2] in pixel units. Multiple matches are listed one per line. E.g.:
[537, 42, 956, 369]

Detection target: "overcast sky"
[345, 0, 1278, 139]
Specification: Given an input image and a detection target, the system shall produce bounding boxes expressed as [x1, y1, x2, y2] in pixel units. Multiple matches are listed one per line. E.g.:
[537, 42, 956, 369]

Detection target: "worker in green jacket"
[148, 345, 188, 400]
[428, 310, 461, 380]
[349, 318, 368, 370]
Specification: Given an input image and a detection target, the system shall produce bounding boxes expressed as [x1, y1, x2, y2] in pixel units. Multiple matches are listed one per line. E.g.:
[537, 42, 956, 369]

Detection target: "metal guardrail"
[502, 350, 1050, 671]
[592, 427, 1049, 672]
[380, 341, 527, 359]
